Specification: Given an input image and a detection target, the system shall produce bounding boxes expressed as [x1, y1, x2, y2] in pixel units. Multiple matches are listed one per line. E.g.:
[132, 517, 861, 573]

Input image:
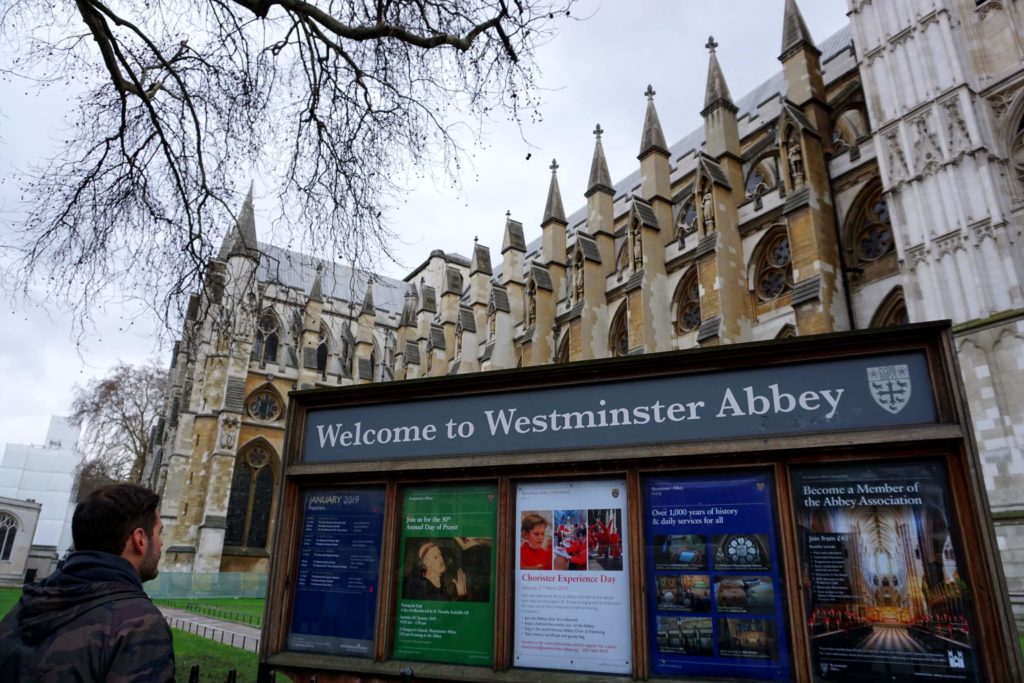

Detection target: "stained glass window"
[676, 271, 701, 333]
[225, 445, 275, 549]
[755, 233, 793, 301]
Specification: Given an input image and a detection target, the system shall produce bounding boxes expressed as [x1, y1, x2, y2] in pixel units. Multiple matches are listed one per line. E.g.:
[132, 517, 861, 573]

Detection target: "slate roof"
[256, 243, 407, 314]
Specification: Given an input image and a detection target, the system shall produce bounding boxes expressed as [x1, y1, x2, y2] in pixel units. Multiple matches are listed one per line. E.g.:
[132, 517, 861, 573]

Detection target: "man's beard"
[139, 543, 160, 582]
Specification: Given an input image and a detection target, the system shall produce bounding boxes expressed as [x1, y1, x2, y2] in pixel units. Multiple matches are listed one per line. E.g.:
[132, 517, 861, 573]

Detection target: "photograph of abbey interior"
[141, 0, 1024, 625]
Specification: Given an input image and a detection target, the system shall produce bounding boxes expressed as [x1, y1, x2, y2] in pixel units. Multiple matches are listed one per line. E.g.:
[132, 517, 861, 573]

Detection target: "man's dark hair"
[72, 483, 160, 555]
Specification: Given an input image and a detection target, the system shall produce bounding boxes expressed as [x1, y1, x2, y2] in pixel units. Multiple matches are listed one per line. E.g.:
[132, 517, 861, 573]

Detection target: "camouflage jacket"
[0, 550, 174, 682]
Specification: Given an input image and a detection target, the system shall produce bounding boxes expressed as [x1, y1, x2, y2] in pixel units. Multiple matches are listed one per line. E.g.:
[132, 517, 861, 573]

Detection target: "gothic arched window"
[225, 444, 275, 549]
[856, 189, 894, 262]
[1013, 115, 1024, 193]
[0, 513, 17, 561]
[676, 198, 698, 242]
[745, 157, 777, 198]
[316, 325, 330, 377]
[252, 312, 279, 365]
[246, 389, 282, 422]
[675, 270, 701, 333]
[870, 287, 910, 328]
[555, 333, 570, 364]
[754, 231, 793, 301]
[609, 304, 629, 357]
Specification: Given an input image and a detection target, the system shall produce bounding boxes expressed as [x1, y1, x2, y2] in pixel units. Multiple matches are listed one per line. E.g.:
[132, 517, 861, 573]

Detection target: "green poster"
[393, 484, 497, 665]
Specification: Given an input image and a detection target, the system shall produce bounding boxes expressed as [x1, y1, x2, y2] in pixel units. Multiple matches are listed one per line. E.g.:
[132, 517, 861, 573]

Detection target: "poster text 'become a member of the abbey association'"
[514, 479, 632, 675]
[793, 461, 978, 683]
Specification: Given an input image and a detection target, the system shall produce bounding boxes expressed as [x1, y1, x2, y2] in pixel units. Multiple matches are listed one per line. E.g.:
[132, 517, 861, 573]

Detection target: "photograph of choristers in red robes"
[552, 509, 588, 571]
[587, 509, 623, 571]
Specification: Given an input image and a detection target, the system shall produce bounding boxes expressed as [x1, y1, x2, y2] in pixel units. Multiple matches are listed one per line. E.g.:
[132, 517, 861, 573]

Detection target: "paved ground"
[159, 605, 262, 653]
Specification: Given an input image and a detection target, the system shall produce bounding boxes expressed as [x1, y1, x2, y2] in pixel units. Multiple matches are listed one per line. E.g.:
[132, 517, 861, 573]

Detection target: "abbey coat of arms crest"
[867, 365, 912, 414]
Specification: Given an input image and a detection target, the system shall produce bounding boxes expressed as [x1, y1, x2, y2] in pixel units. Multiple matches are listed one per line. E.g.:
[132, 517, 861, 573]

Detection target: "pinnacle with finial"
[542, 158, 566, 224]
[706, 35, 718, 53]
[703, 36, 735, 113]
[639, 84, 668, 158]
[587, 122, 613, 196]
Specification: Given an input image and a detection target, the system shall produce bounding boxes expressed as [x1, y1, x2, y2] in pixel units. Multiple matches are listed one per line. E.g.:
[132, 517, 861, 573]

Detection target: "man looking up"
[0, 483, 174, 681]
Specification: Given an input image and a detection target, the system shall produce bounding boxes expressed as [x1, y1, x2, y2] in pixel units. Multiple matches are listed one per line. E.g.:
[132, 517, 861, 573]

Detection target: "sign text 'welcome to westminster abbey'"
[303, 352, 936, 463]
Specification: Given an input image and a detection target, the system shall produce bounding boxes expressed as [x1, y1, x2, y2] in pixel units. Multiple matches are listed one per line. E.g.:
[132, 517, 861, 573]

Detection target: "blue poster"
[644, 472, 791, 680]
[287, 487, 385, 656]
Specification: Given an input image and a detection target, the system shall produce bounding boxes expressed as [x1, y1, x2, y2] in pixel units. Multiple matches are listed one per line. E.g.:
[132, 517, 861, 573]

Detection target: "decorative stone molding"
[934, 231, 964, 258]
[975, 0, 1004, 21]
[884, 129, 910, 184]
[218, 414, 240, 450]
[905, 244, 930, 269]
[941, 96, 971, 155]
[987, 91, 1015, 120]
[911, 113, 943, 176]
[972, 219, 997, 245]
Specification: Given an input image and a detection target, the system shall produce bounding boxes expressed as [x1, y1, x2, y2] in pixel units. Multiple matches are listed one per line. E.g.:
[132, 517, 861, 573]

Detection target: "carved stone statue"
[573, 253, 584, 302]
[701, 188, 715, 233]
[632, 224, 643, 270]
[527, 289, 536, 327]
[787, 134, 804, 187]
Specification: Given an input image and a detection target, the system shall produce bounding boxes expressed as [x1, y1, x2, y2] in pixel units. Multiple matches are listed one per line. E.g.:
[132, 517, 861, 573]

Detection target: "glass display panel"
[288, 487, 386, 656]
[644, 471, 792, 680]
[393, 484, 497, 666]
[791, 461, 978, 682]
[514, 479, 632, 675]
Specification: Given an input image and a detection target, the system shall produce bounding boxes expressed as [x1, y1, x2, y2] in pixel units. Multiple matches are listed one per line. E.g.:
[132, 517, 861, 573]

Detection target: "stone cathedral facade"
[144, 0, 1024, 623]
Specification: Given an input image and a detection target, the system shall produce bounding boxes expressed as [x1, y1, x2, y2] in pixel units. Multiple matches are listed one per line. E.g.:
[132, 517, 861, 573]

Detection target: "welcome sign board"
[303, 352, 935, 463]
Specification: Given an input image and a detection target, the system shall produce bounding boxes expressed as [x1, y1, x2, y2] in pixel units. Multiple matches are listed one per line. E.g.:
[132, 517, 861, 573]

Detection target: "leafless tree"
[0, 0, 575, 339]
[70, 360, 168, 484]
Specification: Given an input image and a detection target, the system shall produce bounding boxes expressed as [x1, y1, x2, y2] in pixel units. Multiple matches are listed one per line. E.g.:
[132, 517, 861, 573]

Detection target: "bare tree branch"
[0, 0, 575, 344]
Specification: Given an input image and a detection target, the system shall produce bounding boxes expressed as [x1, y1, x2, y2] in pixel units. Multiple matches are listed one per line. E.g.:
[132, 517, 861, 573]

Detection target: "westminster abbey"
[143, 0, 1024, 625]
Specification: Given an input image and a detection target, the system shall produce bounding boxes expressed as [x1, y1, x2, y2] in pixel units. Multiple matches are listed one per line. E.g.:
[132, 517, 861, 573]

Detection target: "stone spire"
[702, 37, 737, 115]
[229, 181, 259, 258]
[586, 124, 614, 197]
[361, 282, 375, 315]
[308, 264, 323, 303]
[638, 85, 669, 159]
[780, 0, 818, 61]
[542, 159, 567, 225]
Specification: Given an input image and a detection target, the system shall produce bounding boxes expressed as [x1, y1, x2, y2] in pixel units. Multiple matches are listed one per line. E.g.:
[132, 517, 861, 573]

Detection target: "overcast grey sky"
[0, 0, 849, 448]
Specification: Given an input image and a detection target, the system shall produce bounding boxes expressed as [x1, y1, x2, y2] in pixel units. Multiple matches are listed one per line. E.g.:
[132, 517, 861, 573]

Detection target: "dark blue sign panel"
[304, 352, 935, 463]
[792, 462, 978, 682]
[644, 472, 791, 680]
[287, 487, 385, 656]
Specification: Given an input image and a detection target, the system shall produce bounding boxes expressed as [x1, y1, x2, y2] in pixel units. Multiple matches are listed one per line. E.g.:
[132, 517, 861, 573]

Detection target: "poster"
[792, 461, 978, 682]
[644, 472, 791, 681]
[514, 480, 632, 674]
[393, 484, 496, 665]
[288, 488, 385, 656]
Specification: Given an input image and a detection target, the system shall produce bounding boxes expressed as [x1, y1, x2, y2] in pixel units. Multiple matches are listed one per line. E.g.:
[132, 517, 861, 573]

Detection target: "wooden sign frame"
[258, 322, 1023, 683]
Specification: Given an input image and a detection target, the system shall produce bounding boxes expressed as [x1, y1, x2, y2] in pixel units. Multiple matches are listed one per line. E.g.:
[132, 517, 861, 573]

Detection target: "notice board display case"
[258, 323, 1023, 683]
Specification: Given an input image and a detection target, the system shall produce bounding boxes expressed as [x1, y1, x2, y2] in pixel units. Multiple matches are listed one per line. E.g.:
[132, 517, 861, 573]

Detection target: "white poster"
[514, 479, 632, 674]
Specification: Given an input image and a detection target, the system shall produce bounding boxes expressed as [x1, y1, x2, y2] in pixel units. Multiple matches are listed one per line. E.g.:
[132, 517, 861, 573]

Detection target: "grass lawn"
[0, 588, 21, 619]
[172, 627, 258, 682]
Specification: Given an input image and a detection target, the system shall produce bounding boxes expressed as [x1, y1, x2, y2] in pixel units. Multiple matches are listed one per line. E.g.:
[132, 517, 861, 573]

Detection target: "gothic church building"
[144, 0, 1024, 625]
